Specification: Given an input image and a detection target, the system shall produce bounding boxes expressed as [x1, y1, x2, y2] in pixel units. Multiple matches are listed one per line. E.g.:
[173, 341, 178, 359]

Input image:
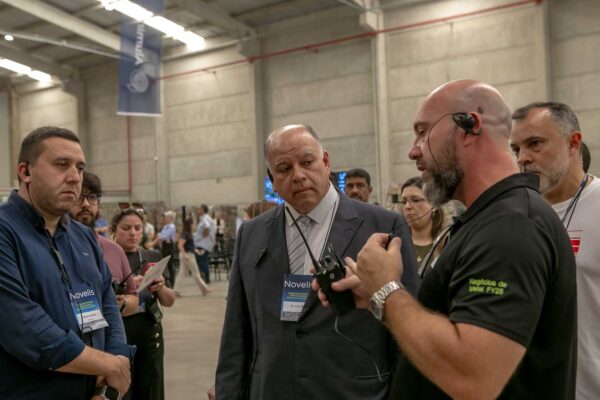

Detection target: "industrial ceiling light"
[0, 59, 52, 82]
[27, 70, 52, 83]
[0, 59, 31, 74]
[99, 0, 205, 48]
[4, 34, 13, 41]
[145, 16, 185, 37]
[174, 31, 205, 49]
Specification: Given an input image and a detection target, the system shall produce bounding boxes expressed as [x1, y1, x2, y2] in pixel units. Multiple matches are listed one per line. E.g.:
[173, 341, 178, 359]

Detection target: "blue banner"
[118, 0, 163, 116]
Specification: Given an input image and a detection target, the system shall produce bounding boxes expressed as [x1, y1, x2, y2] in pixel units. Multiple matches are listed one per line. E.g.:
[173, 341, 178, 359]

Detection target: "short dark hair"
[200, 204, 209, 213]
[346, 168, 371, 186]
[581, 141, 591, 173]
[401, 176, 423, 193]
[82, 171, 102, 195]
[512, 102, 580, 137]
[18, 126, 80, 165]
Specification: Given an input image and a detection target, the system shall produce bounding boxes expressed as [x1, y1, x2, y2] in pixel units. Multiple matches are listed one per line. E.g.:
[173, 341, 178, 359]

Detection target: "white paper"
[138, 255, 171, 292]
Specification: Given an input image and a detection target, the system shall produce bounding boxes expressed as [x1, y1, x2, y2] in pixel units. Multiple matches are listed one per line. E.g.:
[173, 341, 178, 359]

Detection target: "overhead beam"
[0, 43, 75, 80]
[236, 0, 325, 23]
[336, 0, 367, 11]
[11, 3, 104, 35]
[170, 0, 253, 38]
[0, 0, 120, 51]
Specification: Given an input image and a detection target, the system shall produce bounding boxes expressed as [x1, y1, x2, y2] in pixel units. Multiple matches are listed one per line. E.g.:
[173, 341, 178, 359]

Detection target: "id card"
[70, 284, 109, 334]
[280, 274, 312, 322]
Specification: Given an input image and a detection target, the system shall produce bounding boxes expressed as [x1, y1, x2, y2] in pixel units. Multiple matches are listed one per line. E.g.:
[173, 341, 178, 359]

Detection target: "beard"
[423, 141, 464, 207]
[75, 211, 97, 229]
[523, 157, 568, 194]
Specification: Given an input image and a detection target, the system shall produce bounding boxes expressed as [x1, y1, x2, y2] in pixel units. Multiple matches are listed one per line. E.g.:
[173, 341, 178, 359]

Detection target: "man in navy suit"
[215, 124, 419, 399]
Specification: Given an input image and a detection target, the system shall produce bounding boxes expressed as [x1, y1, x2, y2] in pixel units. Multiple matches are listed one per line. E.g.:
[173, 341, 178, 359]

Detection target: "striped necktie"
[288, 215, 313, 275]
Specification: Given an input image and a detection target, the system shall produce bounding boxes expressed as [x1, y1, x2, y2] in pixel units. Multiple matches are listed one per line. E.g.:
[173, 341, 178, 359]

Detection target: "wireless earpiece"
[452, 112, 480, 135]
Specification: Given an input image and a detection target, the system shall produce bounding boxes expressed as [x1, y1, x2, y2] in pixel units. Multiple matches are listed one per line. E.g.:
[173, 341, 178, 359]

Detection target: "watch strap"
[371, 280, 404, 321]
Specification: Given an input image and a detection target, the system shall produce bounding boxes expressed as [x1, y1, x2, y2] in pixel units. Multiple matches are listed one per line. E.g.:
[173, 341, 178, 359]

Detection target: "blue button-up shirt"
[0, 191, 132, 399]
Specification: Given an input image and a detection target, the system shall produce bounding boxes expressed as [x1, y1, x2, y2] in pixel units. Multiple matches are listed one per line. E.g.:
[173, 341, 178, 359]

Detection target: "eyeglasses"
[118, 202, 144, 211]
[399, 196, 426, 206]
[77, 193, 100, 205]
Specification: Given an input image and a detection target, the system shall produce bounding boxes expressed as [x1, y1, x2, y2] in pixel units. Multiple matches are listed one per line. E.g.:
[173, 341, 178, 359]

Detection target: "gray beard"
[424, 145, 464, 207]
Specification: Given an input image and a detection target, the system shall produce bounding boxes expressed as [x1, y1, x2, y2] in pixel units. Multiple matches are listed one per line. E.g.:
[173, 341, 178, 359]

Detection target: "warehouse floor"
[163, 274, 229, 399]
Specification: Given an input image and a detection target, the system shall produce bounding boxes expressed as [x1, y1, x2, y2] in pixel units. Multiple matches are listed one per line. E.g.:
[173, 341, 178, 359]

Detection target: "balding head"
[409, 80, 518, 207]
[264, 124, 322, 159]
[423, 80, 512, 139]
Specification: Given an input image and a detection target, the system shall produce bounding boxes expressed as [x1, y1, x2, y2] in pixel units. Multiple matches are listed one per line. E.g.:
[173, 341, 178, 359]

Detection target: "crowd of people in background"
[1, 79, 596, 400]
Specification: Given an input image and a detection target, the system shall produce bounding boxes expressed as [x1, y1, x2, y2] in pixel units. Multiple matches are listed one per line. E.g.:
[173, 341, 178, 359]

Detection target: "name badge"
[70, 284, 109, 334]
[280, 274, 312, 322]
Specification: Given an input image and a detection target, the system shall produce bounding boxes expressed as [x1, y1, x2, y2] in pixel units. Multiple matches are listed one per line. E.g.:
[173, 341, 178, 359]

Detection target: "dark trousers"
[123, 313, 165, 400]
[161, 242, 177, 287]
[195, 250, 210, 284]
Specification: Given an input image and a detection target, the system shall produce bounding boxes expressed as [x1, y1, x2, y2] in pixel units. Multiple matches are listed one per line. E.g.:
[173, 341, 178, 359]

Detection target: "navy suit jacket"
[216, 196, 419, 400]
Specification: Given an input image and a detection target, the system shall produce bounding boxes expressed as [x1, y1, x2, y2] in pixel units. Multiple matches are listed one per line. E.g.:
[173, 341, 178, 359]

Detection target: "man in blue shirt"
[0, 126, 132, 399]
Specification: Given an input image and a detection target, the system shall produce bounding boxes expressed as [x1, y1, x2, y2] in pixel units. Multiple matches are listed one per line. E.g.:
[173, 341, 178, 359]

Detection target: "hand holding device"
[93, 385, 122, 400]
[104, 355, 131, 395]
[313, 247, 355, 315]
[285, 207, 355, 316]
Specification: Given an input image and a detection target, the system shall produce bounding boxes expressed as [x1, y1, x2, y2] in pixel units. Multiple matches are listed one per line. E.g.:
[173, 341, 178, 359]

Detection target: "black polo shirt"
[391, 173, 577, 399]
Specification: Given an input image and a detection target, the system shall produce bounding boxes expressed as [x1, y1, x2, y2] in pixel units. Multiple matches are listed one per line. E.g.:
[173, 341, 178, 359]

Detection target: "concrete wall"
[550, 0, 600, 177]
[7, 0, 600, 204]
[83, 63, 139, 198]
[17, 86, 78, 140]
[83, 62, 163, 202]
[385, 0, 548, 184]
[163, 48, 257, 206]
[260, 8, 379, 201]
[0, 91, 10, 189]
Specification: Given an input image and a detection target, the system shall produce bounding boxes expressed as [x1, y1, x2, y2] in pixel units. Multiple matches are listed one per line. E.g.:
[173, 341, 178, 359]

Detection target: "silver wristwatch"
[369, 280, 404, 321]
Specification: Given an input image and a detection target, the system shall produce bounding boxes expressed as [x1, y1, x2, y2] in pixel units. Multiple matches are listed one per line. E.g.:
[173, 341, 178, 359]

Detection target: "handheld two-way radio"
[285, 207, 355, 316]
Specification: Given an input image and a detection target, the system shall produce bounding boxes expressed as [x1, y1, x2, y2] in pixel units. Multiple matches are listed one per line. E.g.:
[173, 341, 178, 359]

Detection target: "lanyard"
[47, 232, 85, 336]
[561, 174, 588, 229]
[47, 233, 73, 290]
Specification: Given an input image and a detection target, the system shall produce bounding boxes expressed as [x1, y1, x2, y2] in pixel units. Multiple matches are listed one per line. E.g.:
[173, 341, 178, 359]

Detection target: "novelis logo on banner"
[118, 0, 163, 116]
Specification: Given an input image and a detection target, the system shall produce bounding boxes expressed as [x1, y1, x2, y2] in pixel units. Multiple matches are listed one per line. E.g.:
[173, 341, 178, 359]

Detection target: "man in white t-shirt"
[194, 205, 215, 284]
[511, 101, 600, 400]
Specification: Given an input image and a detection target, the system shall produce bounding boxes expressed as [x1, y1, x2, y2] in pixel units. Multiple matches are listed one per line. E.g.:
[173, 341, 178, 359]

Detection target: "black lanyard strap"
[561, 174, 588, 229]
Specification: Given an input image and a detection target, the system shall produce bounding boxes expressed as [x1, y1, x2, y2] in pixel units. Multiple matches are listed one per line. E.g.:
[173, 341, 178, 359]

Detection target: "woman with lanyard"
[399, 177, 446, 266]
[110, 208, 176, 400]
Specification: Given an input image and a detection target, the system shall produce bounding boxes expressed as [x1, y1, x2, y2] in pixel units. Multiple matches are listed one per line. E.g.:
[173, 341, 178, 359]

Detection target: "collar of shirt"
[8, 190, 70, 234]
[285, 183, 338, 227]
[455, 173, 539, 229]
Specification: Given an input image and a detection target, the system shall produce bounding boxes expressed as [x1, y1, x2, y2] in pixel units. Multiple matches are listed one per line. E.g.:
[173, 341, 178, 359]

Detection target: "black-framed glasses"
[77, 193, 100, 205]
